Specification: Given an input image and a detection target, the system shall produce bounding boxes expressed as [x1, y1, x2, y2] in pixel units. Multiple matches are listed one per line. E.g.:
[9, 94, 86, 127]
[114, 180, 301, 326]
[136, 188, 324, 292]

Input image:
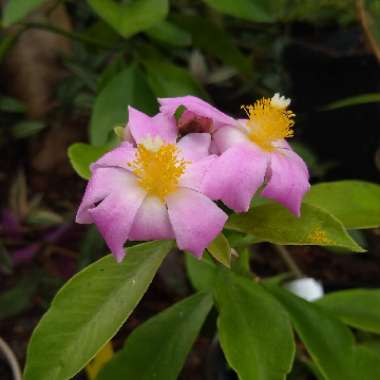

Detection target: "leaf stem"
[273, 245, 304, 279]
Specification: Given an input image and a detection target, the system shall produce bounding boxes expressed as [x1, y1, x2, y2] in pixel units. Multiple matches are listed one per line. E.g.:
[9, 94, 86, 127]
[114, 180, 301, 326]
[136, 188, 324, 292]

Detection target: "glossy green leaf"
[3, 0, 45, 26]
[268, 285, 380, 380]
[68, 143, 110, 180]
[97, 292, 213, 380]
[173, 15, 251, 75]
[185, 253, 217, 293]
[201, 0, 283, 23]
[207, 233, 231, 268]
[317, 289, 380, 334]
[87, 0, 169, 39]
[215, 271, 295, 380]
[24, 240, 173, 380]
[321, 93, 380, 110]
[142, 60, 209, 99]
[90, 65, 156, 146]
[226, 203, 364, 252]
[304, 181, 380, 229]
[145, 20, 192, 46]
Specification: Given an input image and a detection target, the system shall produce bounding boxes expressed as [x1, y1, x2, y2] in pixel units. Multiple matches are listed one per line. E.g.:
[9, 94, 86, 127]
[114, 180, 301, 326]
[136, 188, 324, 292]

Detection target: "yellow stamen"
[241, 95, 295, 152]
[129, 142, 187, 201]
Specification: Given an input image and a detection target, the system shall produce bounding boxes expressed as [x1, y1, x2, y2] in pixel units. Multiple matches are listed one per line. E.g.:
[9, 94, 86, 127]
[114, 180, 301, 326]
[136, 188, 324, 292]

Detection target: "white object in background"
[284, 278, 324, 301]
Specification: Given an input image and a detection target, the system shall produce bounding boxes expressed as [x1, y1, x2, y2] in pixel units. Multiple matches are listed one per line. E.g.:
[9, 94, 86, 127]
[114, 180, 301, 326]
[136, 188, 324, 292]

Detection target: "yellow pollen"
[241, 96, 295, 152]
[129, 143, 187, 201]
[308, 228, 333, 245]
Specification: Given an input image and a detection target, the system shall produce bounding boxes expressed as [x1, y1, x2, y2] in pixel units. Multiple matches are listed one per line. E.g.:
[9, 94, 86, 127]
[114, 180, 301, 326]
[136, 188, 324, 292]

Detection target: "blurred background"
[0, 0, 379, 379]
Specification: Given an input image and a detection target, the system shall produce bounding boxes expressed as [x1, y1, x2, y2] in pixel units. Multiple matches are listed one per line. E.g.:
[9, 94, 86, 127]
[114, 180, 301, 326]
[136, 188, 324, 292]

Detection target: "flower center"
[129, 137, 187, 201]
[241, 94, 295, 152]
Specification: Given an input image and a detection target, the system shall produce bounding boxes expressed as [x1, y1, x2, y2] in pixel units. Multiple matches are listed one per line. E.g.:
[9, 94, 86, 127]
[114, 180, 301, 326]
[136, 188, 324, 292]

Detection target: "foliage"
[1, 0, 380, 380]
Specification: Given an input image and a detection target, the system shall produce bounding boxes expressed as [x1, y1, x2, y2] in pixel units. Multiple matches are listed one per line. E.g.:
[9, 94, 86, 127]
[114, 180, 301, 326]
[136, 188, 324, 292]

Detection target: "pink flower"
[76, 107, 227, 262]
[159, 94, 310, 216]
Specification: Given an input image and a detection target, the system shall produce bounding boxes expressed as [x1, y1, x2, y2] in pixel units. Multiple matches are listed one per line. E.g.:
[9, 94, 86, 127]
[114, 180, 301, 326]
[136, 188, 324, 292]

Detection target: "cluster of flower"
[76, 95, 310, 262]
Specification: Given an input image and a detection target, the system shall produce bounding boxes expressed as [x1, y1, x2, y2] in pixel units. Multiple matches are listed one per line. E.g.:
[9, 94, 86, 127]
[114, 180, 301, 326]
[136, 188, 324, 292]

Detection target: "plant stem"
[274, 244, 304, 279]
[0, 337, 22, 380]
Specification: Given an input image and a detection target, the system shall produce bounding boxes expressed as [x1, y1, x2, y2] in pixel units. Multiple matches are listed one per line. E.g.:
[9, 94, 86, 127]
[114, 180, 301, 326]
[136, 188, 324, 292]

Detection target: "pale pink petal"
[262, 149, 310, 216]
[167, 188, 227, 257]
[177, 133, 211, 161]
[88, 180, 146, 262]
[91, 144, 136, 172]
[76, 168, 135, 223]
[203, 142, 268, 212]
[159, 96, 236, 130]
[128, 107, 177, 144]
[213, 125, 249, 154]
[129, 196, 174, 241]
[179, 155, 216, 192]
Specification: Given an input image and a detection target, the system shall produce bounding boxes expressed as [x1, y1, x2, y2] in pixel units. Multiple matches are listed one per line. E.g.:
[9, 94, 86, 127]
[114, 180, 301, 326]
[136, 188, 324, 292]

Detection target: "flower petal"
[179, 155, 216, 192]
[167, 188, 227, 257]
[128, 106, 177, 144]
[262, 149, 310, 216]
[88, 178, 146, 262]
[129, 196, 174, 241]
[213, 125, 249, 154]
[159, 95, 236, 129]
[177, 133, 211, 161]
[91, 143, 136, 172]
[203, 142, 268, 212]
[76, 167, 133, 223]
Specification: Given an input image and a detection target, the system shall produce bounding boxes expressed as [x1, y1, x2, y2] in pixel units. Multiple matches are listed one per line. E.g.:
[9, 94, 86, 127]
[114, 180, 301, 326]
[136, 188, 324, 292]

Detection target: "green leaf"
[317, 289, 380, 334]
[145, 20, 192, 46]
[90, 65, 157, 146]
[185, 253, 217, 293]
[97, 292, 213, 380]
[3, 0, 45, 26]
[142, 60, 209, 99]
[0, 96, 26, 113]
[23, 240, 173, 380]
[207, 233, 231, 268]
[200, 0, 284, 23]
[226, 202, 364, 252]
[87, 0, 169, 39]
[321, 93, 380, 110]
[68, 143, 110, 180]
[12, 121, 46, 139]
[215, 271, 295, 380]
[0, 277, 38, 320]
[267, 285, 380, 380]
[304, 181, 380, 229]
[173, 15, 251, 75]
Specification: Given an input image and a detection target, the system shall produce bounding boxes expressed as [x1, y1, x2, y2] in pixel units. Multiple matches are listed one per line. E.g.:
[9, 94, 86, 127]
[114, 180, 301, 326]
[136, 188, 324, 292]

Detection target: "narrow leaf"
[304, 181, 380, 229]
[268, 285, 380, 380]
[317, 289, 380, 334]
[321, 93, 380, 110]
[215, 271, 295, 380]
[226, 202, 364, 252]
[97, 292, 213, 380]
[23, 240, 173, 380]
